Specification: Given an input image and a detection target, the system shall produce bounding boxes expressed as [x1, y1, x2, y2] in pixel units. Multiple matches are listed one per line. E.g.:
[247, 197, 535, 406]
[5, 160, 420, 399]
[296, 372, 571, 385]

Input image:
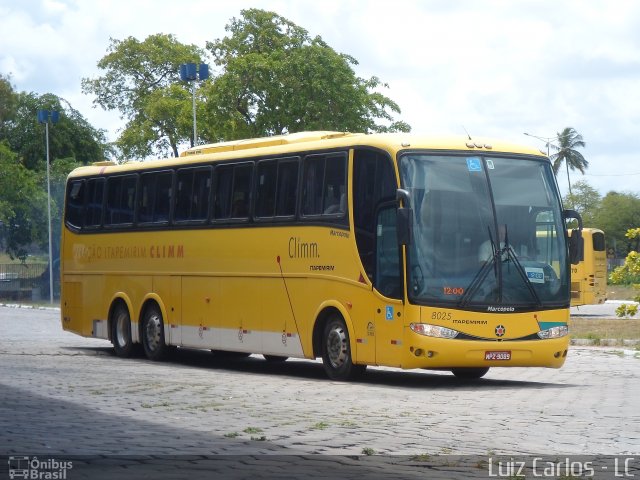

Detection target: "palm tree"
[549, 127, 588, 197]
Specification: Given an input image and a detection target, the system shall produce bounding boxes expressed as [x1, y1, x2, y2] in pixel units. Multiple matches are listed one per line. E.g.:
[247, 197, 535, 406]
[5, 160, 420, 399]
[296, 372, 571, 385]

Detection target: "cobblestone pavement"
[1, 306, 638, 478]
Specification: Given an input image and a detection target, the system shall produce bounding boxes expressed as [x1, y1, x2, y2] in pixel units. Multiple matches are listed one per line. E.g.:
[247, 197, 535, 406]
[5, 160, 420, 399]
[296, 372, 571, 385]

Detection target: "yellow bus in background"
[61, 131, 582, 380]
[570, 228, 607, 306]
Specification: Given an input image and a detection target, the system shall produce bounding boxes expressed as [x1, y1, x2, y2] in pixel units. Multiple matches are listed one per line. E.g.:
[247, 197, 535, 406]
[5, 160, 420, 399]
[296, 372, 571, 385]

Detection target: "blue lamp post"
[180, 63, 209, 147]
[37, 109, 59, 303]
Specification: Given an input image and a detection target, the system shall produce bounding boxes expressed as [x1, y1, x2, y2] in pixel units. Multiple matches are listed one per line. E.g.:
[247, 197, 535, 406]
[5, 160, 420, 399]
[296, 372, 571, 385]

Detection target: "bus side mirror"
[564, 209, 584, 265]
[396, 189, 412, 246]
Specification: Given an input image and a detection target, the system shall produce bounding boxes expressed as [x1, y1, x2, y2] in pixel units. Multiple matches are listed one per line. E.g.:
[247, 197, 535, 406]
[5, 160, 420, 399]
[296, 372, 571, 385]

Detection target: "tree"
[592, 192, 640, 257]
[0, 74, 17, 133]
[202, 9, 410, 141]
[2, 92, 110, 170]
[563, 180, 601, 227]
[0, 142, 48, 260]
[609, 228, 640, 287]
[550, 127, 588, 196]
[82, 34, 205, 159]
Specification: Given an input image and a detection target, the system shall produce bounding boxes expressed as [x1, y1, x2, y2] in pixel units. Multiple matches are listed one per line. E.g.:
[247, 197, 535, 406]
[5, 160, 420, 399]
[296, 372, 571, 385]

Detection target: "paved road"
[0, 306, 638, 478]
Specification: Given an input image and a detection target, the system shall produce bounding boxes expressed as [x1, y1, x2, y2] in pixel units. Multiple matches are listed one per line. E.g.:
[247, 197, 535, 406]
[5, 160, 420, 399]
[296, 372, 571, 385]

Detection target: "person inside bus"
[478, 224, 509, 263]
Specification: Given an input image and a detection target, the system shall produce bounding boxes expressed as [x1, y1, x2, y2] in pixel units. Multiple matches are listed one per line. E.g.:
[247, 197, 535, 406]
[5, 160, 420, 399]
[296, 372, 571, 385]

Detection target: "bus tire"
[263, 355, 288, 362]
[141, 304, 170, 361]
[111, 303, 137, 358]
[321, 314, 366, 381]
[451, 367, 489, 379]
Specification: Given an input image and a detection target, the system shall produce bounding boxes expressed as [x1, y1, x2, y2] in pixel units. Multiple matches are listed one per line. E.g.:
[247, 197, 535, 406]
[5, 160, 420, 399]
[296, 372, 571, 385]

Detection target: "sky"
[1, 0, 639, 197]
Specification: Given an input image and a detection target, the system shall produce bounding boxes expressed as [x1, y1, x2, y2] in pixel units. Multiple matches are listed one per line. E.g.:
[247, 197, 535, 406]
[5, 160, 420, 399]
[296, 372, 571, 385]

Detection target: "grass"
[569, 317, 640, 340]
[0, 253, 48, 264]
[311, 421, 330, 430]
[243, 427, 263, 434]
[606, 285, 638, 301]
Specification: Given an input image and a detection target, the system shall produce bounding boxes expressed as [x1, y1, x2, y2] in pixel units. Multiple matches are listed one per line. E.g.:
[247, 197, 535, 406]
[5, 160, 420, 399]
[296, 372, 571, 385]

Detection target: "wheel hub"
[326, 325, 347, 368]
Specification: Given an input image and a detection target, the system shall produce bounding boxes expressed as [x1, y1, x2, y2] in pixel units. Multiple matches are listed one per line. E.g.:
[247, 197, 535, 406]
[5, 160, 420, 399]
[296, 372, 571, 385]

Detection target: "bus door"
[373, 205, 404, 367]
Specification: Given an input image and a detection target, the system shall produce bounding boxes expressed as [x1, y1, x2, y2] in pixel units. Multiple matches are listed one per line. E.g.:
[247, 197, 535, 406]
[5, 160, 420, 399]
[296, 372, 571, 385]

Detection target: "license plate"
[485, 351, 511, 361]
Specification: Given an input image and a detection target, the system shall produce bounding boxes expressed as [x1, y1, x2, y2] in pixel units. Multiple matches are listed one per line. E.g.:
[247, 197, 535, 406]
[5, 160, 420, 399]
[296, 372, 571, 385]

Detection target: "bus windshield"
[400, 153, 569, 310]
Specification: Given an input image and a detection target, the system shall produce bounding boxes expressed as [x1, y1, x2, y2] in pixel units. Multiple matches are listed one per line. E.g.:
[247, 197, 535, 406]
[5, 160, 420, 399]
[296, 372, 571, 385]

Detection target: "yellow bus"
[570, 228, 607, 306]
[61, 131, 582, 380]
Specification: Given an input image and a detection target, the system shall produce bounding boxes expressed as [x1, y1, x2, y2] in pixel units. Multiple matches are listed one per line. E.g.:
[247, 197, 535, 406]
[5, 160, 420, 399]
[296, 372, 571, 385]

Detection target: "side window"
[85, 178, 105, 228]
[214, 163, 253, 220]
[255, 160, 278, 218]
[65, 180, 85, 229]
[592, 231, 605, 251]
[302, 153, 346, 216]
[137, 171, 173, 224]
[353, 149, 397, 280]
[255, 158, 299, 219]
[175, 167, 211, 222]
[376, 206, 402, 299]
[105, 175, 137, 226]
[275, 160, 298, 216]
[535, 210, 558, 264]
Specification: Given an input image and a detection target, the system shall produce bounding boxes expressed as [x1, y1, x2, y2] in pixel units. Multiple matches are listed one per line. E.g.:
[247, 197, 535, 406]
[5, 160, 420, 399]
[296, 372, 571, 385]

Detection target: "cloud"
[1, 0, 638, 195]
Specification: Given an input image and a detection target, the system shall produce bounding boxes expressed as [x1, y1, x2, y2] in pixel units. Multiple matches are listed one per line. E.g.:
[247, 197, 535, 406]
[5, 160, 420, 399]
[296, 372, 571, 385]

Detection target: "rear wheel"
[321, 314, 366, 381]
[141, 305, 171, 361]
[451, 367, 490, 379]
[111, 304, 136, 358]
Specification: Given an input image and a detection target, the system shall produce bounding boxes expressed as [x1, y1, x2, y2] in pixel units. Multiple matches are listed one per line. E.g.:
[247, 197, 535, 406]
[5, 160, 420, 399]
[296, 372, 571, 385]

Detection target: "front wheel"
[451, 367, 490, 379]
[321, 315, 366, 381]
[141, 305, 171, 361]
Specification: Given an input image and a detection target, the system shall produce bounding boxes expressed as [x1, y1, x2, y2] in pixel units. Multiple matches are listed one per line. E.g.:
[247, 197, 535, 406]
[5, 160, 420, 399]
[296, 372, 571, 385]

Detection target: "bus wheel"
[111, 303, 136, 358]
[263, 355, 288, 362]
[321, 314, 366, 381]
[141, 305, 170, 361]
[451, 367, 490, 379]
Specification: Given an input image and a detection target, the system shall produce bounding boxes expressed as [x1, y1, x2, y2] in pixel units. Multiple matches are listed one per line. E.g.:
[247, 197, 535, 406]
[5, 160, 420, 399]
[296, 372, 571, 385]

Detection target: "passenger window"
[105, 175, 137, 226]
[275, 160, 298, 216]
[255, 160, 278, 218]
[137, 171, 173, 224]
[214, 163, 253, 220]
[256, 158, 299, 219]
[302, 153, 346, 216]
[65, 180, 85, 229]
[175, 167, 211, 222]
[85, 178, 105, 228]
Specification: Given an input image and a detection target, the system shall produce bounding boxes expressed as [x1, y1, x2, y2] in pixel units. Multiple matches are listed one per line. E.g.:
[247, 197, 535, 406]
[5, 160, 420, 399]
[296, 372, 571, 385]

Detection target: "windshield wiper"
[502, 240, 543, 308]
[458, 226, 501, 307]
[459, 225, 543, 308]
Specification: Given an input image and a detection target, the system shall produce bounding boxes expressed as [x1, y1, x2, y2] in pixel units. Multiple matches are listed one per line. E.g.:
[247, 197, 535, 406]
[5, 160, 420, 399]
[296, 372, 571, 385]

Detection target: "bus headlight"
[537, 325, 569, 339]
[410, 323, 459, 339]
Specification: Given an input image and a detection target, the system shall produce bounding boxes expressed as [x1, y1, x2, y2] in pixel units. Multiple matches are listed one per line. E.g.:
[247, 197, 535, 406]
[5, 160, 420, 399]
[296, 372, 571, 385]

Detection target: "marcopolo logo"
[7, 456, 72, 479]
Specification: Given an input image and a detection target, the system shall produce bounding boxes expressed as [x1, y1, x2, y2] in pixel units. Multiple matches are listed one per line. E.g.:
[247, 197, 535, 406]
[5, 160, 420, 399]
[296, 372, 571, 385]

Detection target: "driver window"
[375, 207, 402, 299]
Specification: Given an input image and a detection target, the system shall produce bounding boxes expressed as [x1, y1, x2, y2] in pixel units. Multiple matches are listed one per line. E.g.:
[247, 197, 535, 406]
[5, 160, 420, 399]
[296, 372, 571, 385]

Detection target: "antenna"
[462, 126, 472, 141]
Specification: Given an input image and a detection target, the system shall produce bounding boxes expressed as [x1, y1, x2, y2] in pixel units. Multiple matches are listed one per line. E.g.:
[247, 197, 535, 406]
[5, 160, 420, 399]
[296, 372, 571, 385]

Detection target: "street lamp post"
[523, 132, 573, 197]
[37, 109, 59, 303]
[179, 63, 209, 147]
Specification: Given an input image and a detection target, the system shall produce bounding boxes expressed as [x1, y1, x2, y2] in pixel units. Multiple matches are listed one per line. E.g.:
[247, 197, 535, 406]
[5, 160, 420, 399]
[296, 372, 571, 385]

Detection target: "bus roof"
[70, 131, 546, 178]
